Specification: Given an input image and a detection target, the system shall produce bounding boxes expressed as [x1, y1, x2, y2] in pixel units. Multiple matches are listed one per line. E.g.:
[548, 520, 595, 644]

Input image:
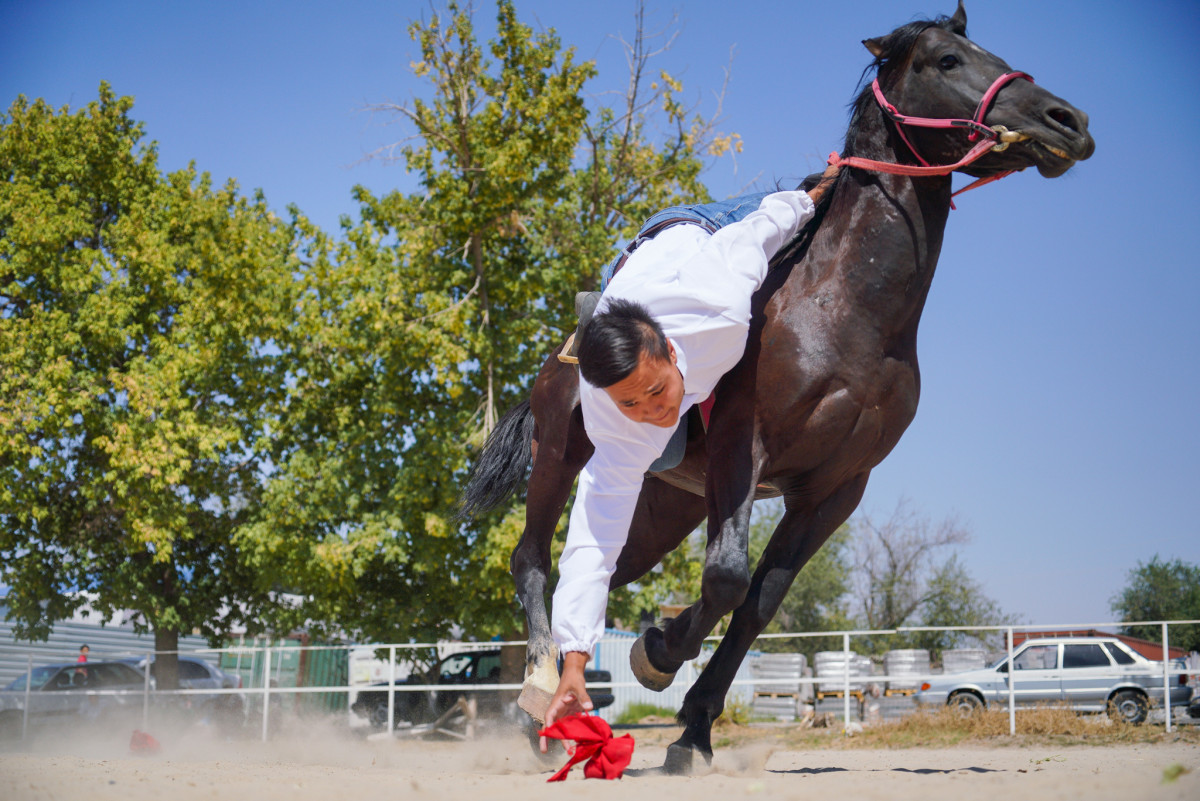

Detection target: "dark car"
[119, 654, 244, 726]
[350, 648, 615, 730]
[0, 660, 148, 737]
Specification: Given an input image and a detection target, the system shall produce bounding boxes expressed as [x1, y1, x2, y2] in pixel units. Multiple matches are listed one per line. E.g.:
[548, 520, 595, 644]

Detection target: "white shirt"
[551, 190, 817, 656]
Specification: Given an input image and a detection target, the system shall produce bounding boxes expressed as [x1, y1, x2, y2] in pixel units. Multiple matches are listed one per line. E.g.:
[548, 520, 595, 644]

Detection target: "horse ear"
[949, 0, 968, 34]
[863, 37, 885, 58]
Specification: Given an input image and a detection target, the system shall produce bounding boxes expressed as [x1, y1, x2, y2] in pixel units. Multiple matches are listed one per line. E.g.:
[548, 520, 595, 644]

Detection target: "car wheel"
[367, 701, 392, 729]
[1108, 690, 1148, 725]
[948, 691, 983, 717]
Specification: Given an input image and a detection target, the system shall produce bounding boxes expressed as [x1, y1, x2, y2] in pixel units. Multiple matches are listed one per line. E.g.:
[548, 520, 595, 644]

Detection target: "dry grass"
[785, 705, 1200, 749]
[618, 705, 1200, 751]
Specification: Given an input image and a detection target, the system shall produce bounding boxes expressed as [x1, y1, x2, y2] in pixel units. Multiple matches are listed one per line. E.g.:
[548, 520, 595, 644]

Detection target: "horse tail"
[458, 399, 535, 519]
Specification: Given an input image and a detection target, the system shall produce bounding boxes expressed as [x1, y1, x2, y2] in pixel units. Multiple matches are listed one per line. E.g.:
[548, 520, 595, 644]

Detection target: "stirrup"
[557, 291, 601, 364]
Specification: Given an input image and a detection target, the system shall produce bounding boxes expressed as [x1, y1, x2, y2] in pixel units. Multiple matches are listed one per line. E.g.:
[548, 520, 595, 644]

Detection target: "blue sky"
[3, 0, 1198, 631]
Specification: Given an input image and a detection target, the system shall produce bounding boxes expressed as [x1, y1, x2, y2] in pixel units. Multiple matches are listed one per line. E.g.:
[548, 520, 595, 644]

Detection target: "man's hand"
[539, 651, 593, 753]
[805, 163, 841, 204]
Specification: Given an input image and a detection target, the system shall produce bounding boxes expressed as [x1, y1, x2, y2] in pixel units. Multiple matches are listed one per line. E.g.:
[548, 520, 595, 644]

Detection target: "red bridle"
[828, 70, 1034, 204]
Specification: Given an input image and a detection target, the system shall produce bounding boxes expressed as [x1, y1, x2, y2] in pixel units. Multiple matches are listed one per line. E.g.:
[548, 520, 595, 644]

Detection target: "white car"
[914, 637, 1192, 724]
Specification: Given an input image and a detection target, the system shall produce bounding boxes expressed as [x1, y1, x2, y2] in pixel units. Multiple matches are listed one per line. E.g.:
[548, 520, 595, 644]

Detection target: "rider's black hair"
[577, 298, 671, 389]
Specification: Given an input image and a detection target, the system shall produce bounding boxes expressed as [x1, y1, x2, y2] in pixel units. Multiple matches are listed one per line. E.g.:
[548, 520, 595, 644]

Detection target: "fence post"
[1162, 622, 1172, 733]
[387, 645, 396, 736]
[1006, 628, 1015, 736]
[142, 651, 152, 729]
[261, 644, 272, 742]
[22, 655, 32, 741]
[842, 632, 851, 730]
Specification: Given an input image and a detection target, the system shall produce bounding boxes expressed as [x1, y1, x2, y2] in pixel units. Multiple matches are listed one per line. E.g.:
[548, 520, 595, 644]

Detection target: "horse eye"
[939, 54, 960, 70]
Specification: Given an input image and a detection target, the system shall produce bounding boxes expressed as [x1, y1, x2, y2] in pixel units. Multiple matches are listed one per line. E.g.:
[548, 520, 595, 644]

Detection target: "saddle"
[556, 291, 601, 366]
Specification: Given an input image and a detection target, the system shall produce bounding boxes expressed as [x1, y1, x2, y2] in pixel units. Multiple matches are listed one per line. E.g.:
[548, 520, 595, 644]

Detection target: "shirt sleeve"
[551, 380, 677, 656]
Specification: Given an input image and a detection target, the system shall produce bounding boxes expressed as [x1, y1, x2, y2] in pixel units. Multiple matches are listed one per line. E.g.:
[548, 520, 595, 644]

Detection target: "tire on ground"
[1107, 689, 1148, 725]
[948, 691, 983, 717]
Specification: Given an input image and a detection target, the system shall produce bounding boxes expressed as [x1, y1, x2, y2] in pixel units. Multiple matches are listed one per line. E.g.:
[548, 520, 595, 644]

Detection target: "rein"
[828, 70, 1034, 204]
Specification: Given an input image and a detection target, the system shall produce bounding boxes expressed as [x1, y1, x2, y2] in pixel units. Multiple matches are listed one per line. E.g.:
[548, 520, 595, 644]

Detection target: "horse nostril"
[1047, 107, 1082, 134]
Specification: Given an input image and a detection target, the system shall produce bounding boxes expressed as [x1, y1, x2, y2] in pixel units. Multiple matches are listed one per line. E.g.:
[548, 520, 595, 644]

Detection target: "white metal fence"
[2, 619, 1195, 743]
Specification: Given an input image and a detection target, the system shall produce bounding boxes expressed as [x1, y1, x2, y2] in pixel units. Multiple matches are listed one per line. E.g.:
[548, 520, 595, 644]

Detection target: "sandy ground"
[2, 724, 1198, 801]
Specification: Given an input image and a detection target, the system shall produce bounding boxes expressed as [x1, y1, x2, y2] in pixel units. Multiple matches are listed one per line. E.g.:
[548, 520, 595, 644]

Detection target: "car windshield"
[5, 666, 61, 691]
[439, 656, 473, 680]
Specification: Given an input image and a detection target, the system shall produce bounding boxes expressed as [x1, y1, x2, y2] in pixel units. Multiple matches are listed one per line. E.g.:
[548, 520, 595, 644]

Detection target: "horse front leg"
[665, 475, 870, 774]
[630, 400, 762, 700]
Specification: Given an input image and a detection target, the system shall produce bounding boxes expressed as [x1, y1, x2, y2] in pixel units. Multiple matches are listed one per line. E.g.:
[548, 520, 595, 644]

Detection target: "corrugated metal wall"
[591, 629, 760, 722]
[0, 601, 209, 688]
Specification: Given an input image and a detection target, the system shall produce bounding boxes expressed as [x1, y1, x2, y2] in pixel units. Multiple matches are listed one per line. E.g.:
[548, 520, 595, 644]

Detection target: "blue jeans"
[601, 191, 773, 290]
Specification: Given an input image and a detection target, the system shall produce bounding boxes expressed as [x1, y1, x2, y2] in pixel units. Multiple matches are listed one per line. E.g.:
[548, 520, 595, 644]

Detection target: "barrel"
[814, 650, 873, 693]
[883, 648, 930, 691]
[942, 648, 988, 673]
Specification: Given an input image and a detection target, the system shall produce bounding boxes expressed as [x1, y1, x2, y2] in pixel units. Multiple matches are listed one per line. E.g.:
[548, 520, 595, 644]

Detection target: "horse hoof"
[664, 744, 694, 775]
[518, 658, 560, 723]
[630, 633, 676, 691]
[518, 683, 554, 723]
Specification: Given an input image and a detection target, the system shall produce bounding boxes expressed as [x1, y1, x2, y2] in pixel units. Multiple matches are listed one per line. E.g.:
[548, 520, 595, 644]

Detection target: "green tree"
[0, 85, 300, 686]
[251, 0, 734, 643]
[915, 553, 1011, 655]
[1111, 556, 1200, 649]
[851, 499, 1008, 657]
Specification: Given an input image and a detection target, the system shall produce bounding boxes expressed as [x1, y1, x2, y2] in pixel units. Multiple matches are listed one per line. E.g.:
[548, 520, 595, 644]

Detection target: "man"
[541, 166, 838, 741]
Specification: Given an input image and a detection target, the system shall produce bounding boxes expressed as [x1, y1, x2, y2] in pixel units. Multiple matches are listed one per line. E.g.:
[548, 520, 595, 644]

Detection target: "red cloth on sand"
[538, 714, 634, 781]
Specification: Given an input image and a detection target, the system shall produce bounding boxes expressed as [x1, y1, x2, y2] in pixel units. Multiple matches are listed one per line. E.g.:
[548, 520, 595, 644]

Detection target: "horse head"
[857, 1, 1094, 179]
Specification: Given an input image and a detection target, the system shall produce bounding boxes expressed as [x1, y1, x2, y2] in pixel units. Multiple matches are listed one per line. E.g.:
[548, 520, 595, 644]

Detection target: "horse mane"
[843, 13, 967, 159]
[771, 13, 966, 268]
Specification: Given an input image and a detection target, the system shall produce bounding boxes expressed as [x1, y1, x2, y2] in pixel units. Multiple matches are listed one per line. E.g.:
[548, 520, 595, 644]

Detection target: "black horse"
[461, 1, 1093, 773]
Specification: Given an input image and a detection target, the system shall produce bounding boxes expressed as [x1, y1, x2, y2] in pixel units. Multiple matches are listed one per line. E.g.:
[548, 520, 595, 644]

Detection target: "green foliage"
[0, 84, 300, 648]
[246, 1, 729, 643]
[715, 693, 755, 725]
[913, 553, 1011, 655]
[606, 530, 704, 628]
[0, 3, 752, 653]
[1111, 555, 1200, 648]
[613, 701, 677, 725]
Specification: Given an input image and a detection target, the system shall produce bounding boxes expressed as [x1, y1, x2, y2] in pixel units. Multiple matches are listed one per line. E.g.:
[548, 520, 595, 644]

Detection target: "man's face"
[603, 341, 685, 428]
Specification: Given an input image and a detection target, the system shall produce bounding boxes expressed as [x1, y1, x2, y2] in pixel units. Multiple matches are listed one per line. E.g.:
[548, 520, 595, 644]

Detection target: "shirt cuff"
[555, 641, 595, 659]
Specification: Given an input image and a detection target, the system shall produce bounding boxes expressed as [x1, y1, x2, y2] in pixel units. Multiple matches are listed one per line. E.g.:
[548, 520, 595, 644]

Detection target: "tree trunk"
[154, 628, 180, 692]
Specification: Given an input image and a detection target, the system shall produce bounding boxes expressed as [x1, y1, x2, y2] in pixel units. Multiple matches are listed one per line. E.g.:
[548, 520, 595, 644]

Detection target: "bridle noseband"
[828, 70, 1034, 203]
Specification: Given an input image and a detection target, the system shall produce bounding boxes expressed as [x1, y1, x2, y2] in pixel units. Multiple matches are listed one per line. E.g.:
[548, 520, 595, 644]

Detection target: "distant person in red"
[75, 644, 89, 678]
